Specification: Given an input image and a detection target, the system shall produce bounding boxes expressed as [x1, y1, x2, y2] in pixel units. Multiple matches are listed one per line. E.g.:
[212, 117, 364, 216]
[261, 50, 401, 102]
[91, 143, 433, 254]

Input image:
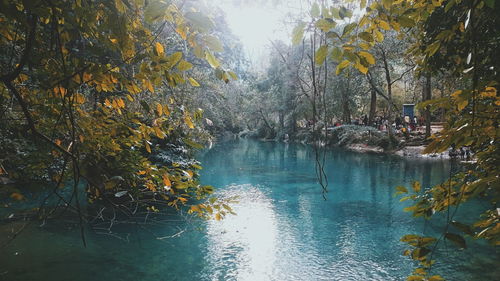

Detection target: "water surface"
[1, 140, 498, 281]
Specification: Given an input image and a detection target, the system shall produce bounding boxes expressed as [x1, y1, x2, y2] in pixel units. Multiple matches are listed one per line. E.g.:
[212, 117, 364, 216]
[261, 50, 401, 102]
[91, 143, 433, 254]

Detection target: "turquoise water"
[1, 140, 498, 281]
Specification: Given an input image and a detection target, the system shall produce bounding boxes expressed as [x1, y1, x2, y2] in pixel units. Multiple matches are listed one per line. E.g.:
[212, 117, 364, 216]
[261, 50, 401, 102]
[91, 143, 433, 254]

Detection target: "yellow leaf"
[145, 141, 151, 153]
[358, 51, 375, 64]
[457, 100, 468, 111]
[162, 174, 171, 187]
[336, 60, 350, 75]
[188, 77, 200, 87]
[378, 20, 391, 31]
[155, 42, 164, 56]
[215, 213, 221, 221]
[156, 103, 163, 116]
[205, 51, 220, 68]
[374, 30, 384, 42]
[154, 126, 164, 139]
[10, 192, 24, 201]
[480, 87, 496, 97]
[142, 79, 154, 92]
[185, 115, 194, 129]
[355, 62, 368, 74]
[163, 104, 170, 116]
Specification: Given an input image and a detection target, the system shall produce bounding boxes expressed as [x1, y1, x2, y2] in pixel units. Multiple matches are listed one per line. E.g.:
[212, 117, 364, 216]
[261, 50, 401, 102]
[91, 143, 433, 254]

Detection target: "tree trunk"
[423, 73, 432, 138]
[368, 87, 377, 126]
[381, 49, 393, 135]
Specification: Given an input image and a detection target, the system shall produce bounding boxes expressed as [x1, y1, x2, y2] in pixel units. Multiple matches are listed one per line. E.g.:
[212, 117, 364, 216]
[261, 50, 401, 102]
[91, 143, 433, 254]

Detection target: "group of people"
[449, 144, 472, 160]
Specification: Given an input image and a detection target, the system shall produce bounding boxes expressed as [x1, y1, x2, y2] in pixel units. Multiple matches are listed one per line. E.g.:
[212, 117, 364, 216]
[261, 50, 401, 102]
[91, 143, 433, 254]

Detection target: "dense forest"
[0, 0, 498, 280]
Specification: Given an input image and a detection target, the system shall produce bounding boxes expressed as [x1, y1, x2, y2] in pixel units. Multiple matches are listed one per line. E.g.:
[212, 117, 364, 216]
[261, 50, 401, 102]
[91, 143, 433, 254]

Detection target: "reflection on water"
[1, 139, 498, 281]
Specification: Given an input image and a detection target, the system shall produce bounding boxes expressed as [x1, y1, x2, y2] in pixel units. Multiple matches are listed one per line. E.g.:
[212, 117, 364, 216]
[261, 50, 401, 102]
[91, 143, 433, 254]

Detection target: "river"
[0, 140, 498, 280]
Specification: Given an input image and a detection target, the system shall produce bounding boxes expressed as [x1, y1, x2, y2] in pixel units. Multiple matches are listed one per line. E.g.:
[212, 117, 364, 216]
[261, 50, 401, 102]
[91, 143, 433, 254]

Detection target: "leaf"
[412, 181, 421, 193]
[484, 0, 495, 8]
[156, 103, 163, 116]
[315, 45, 328, 65]
[177, 60, 193, 71]
[342, 23, 357, 37]
[144, 1, 168, 23]
[358, 32, 374, 42]
[331, 47, 343, 62]
[155, 42, 164, 56]
[428, 276, 445, 281]
[292, 22, 306, 45]
[426, 41, 441, 57]
[215, 213, 221, 221]
[358, 51, 375, 64]
[315, 19, 336, 32]
[354, 62, 368, 74]
[205, 51, 220, 68]
[360, 0, 367, 9]
[162, 175, 171, 188]
[444, 232, 467, 249]
[114, 191, 127, 198]
[336, 60, 350, 75]
[140, 100, 150, 112]
[374, 30, 384, 42]
[154, 126, 164, 139]
[144, 141, 151, 153]
[167, 52, 183, 68]
[451, 221, 474, 236]
[378, 20, 391, 30]
[185, 115, 194, 129]
[457, 100, 468, 111]
[188, 77, 200, 87]
[398, 16, 415, 28]
[311, 2, 320, 17]
[204, 35, 223, 52]
[396, 185, 408, 194]
[185, 12, 214, 31]
[10, 192, 24, 201]
[228, 71, 238, 80]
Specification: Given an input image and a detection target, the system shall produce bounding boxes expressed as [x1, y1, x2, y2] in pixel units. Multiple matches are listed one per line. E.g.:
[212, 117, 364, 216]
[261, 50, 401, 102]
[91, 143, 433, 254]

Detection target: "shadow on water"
[1, 139, 498, 281]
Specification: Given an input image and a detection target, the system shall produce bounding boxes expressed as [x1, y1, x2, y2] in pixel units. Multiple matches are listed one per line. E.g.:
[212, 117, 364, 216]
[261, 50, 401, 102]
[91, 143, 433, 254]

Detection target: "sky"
[216, 0, 306, 64]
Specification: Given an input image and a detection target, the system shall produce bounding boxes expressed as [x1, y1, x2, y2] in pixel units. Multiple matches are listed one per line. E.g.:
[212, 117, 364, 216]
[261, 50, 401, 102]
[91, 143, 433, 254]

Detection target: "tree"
[293, 0, 499, 280]
[0, 0, 236, 244]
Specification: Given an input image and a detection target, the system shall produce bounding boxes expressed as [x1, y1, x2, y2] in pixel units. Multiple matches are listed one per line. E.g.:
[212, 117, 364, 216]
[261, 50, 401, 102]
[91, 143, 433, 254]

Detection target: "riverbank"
[228, 125, 449, 160]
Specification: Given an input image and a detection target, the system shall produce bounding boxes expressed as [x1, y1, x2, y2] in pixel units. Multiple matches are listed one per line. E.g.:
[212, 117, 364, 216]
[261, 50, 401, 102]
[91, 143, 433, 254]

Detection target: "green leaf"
[144, 1, 168, 23]
[342, 23, 357, 37]
[315, 19, 336, 32]
[382, 0, 393, 10]
[451, 221, 474, 236]
[398, 16, 415, 28]
[484, 0, 495, 8]
[204, 35, 223, 52]
[358, 32, 374, 42]
[315, 45, 328, 65]
[177, 60, 193, 71]
[292, 22, 306, 45]
[331, 47, 343, 62]
[311, 2, 320, 18]
[444, 232, 467, 249]
[426, 41, 441, 57]
[185, 12, 214, 32]
[205, 51, 220, 68]
[167, 52, 183, 69]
